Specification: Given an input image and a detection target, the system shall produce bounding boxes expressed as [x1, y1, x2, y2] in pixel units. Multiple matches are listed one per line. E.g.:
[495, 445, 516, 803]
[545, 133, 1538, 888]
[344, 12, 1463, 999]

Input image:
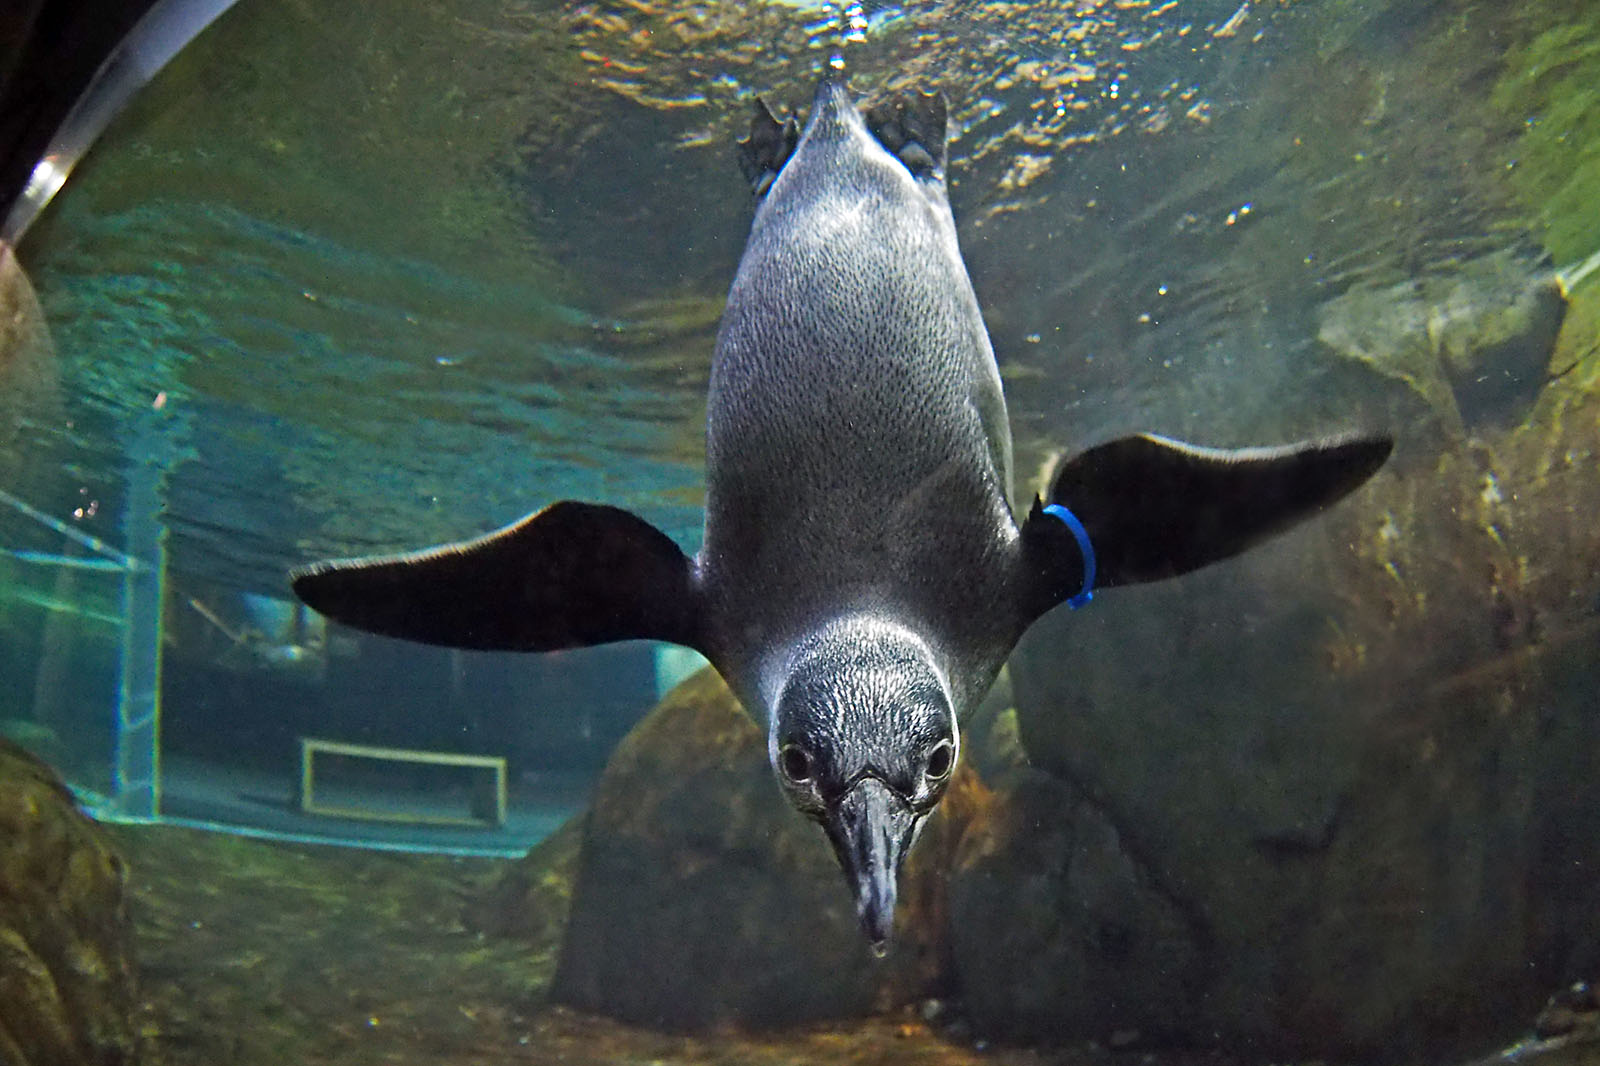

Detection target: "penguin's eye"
[925, 739, 954, 781]
[779, 743, 813, 784]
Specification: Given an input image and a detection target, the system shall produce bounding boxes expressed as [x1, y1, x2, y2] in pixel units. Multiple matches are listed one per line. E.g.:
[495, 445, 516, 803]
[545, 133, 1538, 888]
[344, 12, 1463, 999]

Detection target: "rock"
[1460, 980, 1600, 1066]
[1001, 350, 1600, 1062]
[550, 667, 988, 1031]
[970, 707, 1029, 780]
[949, 768, 1203, 1044]
[0, 739, 138, 1066]
[1316, 248, 1566, 434]
[1534, 982, 1600, 1041]
[462, 814, 583, 950]
[1005, 525, 1543, 1057]
[958, 668, 1030, 781]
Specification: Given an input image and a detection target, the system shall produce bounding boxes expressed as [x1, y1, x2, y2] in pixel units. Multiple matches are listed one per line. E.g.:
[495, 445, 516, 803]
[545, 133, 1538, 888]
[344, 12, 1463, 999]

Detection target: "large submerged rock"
[550, 667, 987, 1031]
[949, 768, 1204, 1043]
[996, 280, 1600, 1059]
[0, 740, 138, 1066]
[463, 815, 583, 952]
[1316, 248, 1567, 434]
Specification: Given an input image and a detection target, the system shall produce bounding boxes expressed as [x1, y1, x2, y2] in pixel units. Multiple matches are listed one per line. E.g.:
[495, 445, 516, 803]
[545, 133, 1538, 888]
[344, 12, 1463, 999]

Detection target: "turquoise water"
[13, 0, 1547, 593]
[21, 197, 706, 591]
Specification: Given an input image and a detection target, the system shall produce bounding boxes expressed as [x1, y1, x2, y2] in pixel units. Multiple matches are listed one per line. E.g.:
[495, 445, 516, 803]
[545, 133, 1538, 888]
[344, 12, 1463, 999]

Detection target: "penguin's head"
[769, 617, 957, 954]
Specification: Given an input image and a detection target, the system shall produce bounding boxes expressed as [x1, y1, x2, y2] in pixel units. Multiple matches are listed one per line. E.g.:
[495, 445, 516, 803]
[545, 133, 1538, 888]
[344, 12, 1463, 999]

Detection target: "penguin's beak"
[822, 777, 920, 955]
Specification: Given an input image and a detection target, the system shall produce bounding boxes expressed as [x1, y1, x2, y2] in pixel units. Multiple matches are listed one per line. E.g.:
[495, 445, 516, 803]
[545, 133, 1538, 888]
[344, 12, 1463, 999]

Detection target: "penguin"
[291, 79, 1392, 954]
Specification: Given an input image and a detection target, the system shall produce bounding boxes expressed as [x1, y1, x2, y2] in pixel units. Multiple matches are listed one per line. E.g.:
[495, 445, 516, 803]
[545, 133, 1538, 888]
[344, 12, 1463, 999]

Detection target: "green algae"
[1493, 14, 1600, 265]
[0, 740, 137, 1066]
[109, 823, 550, 1066]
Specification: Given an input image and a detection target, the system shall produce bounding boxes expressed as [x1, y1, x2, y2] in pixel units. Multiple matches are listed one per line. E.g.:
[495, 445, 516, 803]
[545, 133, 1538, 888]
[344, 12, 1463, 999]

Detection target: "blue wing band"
[1042, 503, 1096, 609]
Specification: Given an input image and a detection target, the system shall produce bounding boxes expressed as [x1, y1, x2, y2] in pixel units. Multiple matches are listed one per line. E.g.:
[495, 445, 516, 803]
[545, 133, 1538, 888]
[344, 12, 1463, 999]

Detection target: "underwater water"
[3, 0, 1600, 1063]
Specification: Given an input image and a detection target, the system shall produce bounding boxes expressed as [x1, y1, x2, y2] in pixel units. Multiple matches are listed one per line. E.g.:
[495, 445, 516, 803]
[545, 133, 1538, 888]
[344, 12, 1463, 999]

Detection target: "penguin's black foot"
[737, 99, 800, 197]
[865, 89, 947, 178]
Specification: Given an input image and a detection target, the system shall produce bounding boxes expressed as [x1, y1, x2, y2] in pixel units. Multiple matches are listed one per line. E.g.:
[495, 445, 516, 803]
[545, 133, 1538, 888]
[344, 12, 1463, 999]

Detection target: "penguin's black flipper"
[291, 501, 703, 654]
[865, 89, 947, 178]
[1019, 432, 1392, 618]
[738, 99, 799, 197]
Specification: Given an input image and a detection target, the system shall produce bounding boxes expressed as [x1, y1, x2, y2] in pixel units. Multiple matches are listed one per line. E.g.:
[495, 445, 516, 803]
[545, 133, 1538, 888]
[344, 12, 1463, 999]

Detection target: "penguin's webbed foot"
[737, 99, 799, 197]
[865, 89, 948, 179]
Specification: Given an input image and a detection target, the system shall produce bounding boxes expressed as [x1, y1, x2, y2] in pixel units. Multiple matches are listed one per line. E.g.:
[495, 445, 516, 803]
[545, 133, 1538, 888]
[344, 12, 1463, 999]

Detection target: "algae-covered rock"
[997, 278, 1600, 1059]
[967, 706, 1029, 781]
[1316, 249, 1566, 433]
[463, 815, 582, 951]
[1004, 478, 1561, 1058]
[0, 739, 138, 1066]
[954, 666, 1029, 781]
[551, 667, 986, 1031]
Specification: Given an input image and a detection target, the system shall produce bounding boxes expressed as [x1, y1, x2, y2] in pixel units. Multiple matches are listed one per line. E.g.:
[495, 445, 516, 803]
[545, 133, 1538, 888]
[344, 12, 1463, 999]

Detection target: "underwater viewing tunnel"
[4, 1, 1600, 1065]
[0, 472, 681, 851]
[0, 448, 692, 851]
[1, 0, 702, 852]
